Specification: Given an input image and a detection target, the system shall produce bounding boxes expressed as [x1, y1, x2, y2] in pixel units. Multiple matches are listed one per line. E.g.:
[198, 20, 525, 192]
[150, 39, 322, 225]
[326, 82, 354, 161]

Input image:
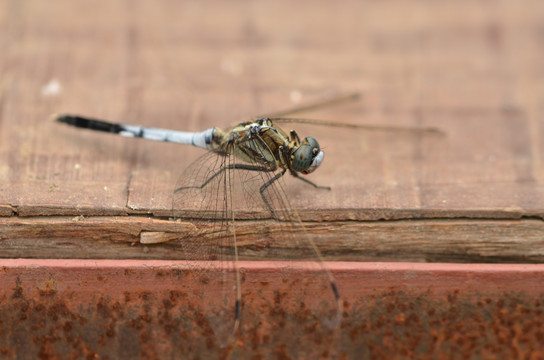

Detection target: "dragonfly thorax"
[291, 136, 324, 174]
[211, 118, 325, 175]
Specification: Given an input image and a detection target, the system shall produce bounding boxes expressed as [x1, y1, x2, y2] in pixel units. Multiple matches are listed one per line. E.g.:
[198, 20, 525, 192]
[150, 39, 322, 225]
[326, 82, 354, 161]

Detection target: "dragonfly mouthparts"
[304, 150, 324, 174]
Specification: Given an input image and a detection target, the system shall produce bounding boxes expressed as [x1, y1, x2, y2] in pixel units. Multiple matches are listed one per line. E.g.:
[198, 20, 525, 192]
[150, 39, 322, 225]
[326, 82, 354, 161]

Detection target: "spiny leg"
[258, 170, 286, 218]
[289, 130, 301, 144]
[174, 163, 275, 194]
[290, 171, 331, 190]
[174, 158, 284, 218]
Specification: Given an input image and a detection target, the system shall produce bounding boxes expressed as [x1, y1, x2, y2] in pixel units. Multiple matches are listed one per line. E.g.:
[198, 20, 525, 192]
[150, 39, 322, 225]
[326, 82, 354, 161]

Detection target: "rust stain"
[0, 262, 542, 359]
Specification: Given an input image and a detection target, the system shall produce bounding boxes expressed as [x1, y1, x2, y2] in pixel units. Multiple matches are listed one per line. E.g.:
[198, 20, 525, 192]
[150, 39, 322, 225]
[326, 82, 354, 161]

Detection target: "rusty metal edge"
[0, 260, 543, 359]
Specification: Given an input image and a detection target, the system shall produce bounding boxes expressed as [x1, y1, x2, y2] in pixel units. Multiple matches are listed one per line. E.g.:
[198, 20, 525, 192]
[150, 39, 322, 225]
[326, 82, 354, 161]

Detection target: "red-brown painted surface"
[0, 260, 542, 359]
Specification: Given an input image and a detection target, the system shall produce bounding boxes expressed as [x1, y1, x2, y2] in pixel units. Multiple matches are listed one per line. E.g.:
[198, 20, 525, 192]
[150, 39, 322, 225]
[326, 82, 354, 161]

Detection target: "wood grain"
[1, 216, 543, 263]
[0, 0, 543, 261]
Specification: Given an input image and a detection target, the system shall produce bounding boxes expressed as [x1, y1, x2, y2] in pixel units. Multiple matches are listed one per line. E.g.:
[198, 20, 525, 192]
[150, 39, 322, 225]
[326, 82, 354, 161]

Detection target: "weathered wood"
[1, 216, 543, 263]
[1, 2, 543, 357]
[1, 0, 544, 261]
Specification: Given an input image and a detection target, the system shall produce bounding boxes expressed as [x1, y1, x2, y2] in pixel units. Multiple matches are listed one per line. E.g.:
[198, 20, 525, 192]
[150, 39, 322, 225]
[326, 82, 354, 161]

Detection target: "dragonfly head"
[291, 137, 324, 174]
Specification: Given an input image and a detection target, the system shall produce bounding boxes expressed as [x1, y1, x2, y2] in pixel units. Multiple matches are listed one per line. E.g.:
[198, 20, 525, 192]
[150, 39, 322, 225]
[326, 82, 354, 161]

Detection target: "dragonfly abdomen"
[55, 114, 215, 149]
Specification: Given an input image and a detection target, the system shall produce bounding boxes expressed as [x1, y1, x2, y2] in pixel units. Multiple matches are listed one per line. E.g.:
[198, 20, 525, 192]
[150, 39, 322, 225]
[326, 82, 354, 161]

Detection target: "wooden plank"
[0, 0, 543, 222]
[1, 2, 543, 358]
[0, 259, 542, 359]
[1, 216, 543, 263]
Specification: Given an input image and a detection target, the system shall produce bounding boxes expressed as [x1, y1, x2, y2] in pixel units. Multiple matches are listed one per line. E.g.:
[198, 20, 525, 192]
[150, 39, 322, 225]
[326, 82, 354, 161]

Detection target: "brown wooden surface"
[1, 0, 544, 261]
[1, 3, 544, 358]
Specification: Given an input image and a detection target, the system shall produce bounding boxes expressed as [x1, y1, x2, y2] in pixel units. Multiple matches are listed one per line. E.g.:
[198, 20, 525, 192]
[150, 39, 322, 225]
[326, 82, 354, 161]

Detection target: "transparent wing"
[172, 149, 241, 348]
[172, 135, 341, 347]
[269, 117, 444, 135]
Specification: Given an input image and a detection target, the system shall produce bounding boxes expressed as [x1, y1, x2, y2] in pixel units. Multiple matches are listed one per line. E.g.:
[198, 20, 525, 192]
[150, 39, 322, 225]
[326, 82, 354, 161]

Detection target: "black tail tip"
[52, 114, 73, 124]
[53, 114, 88, 127]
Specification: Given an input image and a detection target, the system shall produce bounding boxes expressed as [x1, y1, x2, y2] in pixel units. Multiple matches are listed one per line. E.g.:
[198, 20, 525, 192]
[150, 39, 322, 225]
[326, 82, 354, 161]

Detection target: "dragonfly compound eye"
[292, 137, 324, 174]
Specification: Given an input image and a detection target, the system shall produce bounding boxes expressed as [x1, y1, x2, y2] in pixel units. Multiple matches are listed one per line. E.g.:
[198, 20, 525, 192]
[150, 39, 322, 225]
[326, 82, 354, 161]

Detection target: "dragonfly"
[54, 93, 440, 347]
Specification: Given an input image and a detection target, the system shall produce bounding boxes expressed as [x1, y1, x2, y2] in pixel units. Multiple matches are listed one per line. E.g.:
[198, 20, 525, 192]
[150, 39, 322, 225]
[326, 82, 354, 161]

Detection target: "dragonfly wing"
[172, 150, 241, 348]
[229, 136, 343, 329]
[172, 135, 342, 347]
[249, 155, 343, 331]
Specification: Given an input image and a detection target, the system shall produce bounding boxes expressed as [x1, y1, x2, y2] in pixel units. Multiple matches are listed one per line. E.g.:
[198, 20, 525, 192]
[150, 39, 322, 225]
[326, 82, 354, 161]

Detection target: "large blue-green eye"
[292, 145, 313, 172]
[292, 137, 323, 173]
[305, 137, 319, 150]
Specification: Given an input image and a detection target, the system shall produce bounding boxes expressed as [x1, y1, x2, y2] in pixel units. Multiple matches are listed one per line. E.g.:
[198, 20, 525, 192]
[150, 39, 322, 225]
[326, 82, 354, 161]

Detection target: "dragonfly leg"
[290, 171, 331, 190]
[174, 163, 275, 193]
[259, 170, 287, 218]
[289, 130, 301, 144]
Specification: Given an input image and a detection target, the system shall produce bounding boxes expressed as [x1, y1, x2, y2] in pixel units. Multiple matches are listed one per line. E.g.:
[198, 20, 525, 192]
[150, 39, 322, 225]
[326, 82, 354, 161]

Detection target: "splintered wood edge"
[3, 204, 544, 220]
[0, 216, 543, 262]
[140, 230, 195, 244]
